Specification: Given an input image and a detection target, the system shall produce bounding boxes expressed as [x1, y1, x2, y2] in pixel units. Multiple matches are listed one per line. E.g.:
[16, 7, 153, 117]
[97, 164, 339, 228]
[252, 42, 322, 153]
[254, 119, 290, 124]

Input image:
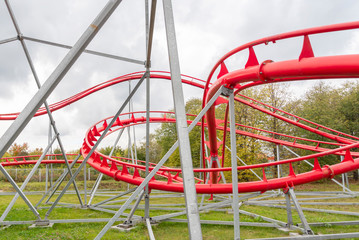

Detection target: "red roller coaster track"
[2, 21, 359, 194]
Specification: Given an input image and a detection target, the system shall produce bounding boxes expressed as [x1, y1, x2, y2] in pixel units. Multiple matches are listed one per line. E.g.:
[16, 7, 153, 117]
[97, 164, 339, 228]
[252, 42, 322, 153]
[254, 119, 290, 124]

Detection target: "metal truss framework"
[1, 1, 359, 240]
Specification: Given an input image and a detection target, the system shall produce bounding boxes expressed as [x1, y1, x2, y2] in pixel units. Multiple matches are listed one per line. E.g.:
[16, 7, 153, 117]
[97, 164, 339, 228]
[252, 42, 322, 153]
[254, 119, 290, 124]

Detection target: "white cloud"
[1, 0, 359, 152]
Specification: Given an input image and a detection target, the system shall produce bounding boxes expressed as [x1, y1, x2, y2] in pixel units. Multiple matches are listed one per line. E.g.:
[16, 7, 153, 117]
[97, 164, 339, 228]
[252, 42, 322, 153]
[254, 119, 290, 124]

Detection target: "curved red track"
[2, 21, 359, 194]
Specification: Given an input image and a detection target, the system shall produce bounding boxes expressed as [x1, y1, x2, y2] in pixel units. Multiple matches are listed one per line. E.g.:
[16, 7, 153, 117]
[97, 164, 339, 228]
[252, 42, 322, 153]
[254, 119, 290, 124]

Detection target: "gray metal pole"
[94, 83, 223, 240]
[144, 0, 157, 221]
[229, 91, 240, 240]
[88, 128, 125, 205]
[0, 0, 123, 159]
[0, 168, 38, 218]
[124, 191, 145, 224]
[2, 0, 109, 216]
[284, 191, 293, 228]
[146, 218, 156, 240]
[0, 134, 57, 222]
[5, 0, 86, 207]
[36, 154, 81, 208]
[288, 188, 313, 235]
[45, 164, 49, 193]
[93, 187, 137, 207]
[0, 36, 17, 45]
[44, 154, 81, 204]
[88, 174, 104, 205]
[144, 0, 151, 220]
[45, 73, 147, 219]
[162, 1, 202, 238]
[23, 36, 144, 65]
[84, 161, 87, 206]
[340, 154, 350, 191]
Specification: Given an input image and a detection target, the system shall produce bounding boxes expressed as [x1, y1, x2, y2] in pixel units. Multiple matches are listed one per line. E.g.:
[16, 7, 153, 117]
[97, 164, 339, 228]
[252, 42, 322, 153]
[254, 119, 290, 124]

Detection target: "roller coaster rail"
[1, 0, 359, 239]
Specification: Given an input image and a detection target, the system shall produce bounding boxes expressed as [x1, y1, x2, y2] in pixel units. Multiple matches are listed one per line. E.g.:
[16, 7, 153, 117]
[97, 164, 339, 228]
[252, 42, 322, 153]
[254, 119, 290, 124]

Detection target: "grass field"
[0, 179, 359, 239]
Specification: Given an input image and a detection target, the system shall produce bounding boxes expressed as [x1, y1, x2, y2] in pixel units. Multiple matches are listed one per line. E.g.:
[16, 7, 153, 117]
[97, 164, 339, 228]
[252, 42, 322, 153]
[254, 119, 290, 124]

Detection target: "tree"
[29, 147, 43, 160]
[338, 82, 359, 136]
[98, 146, 124, 157]
[30, 147, 43, 156]
[152, 98, 203, 168]
[291, 82, 345, 167]
[215, 86, 275, 182]
[256, 83, 295, 176]
[9, 142, 29, 156]
[53, 147, 62, 155]
[295, 81, 344, 136]
[289, 81, 359, 180]
[136, 134, 162, 164]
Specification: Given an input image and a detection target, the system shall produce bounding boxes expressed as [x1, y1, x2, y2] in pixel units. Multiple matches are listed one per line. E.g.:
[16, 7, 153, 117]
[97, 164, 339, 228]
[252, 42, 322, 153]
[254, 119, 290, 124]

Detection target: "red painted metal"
[2, 22, 359, 194]
[0, 154, 80, 166]
[203, 21, 359, 185]
[78, 111, 359, 193]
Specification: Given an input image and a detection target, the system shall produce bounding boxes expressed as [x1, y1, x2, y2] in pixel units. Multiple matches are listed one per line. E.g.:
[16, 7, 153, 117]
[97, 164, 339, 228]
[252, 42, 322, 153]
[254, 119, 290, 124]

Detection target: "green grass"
[0, 180, 359, 239]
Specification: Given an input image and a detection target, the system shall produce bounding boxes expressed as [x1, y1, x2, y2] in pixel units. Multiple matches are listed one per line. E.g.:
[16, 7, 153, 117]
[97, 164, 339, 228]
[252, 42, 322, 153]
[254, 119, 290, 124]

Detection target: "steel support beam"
[164, 218, 279, 227]
[44, 155, 81, 204]
[88, 128, 125, 205]
[144, 0, 157, 220]
[288, 188, 313, 235]
[0, 0, 123, 159]
[22, 36, 144, 65]
[0, 36, 17, 45]
[123, 191, 145, 225]
[93, 188, 137, 207]
[4, 2, 83, 203]
[229, 90, 240, 240]
[45, 72, 146, 219]
[284, 191, 293, 228]
[146, 218, 156, 240]
[247, 232, 359, 240]
[0, 134, 57, 222]
[35, 154, 81, 208]
[94, 84, 223, 239]
[162, 0, 202, 238]
[238, 209, 304, 232]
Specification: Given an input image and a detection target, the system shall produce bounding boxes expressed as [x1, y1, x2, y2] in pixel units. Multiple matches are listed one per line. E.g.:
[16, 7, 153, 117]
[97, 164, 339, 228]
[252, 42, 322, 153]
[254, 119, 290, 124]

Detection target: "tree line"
[133, 80, 359, 181]
[5, 80, 359, 181]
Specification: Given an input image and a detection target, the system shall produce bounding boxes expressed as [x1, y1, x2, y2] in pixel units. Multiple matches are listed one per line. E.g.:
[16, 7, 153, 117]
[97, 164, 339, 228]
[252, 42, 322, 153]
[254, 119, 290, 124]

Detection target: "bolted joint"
[221, 86, 234, 97]
[17, 34, 24, 41]
[306, 229, 314, 235]
[34, 219, 50, 226]
[123, 220, 132, 225]
[221, 86, 233, 97]
[144, 70, 151, 78]
[145, 60, 151, 68]
[210, 155, 219, 164]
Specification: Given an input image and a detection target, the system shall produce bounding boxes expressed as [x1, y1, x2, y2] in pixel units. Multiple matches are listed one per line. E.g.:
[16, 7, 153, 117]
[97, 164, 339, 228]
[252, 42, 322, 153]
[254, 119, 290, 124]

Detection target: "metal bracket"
[288, 188, 314, 235]
[29, 220, 53, 228]
[111, 220, 138, 232]
[221, 86, 233, 97]
[145, 60, 151, 68]
[142, 217, 158, 226]
[17, 33, 23, 41]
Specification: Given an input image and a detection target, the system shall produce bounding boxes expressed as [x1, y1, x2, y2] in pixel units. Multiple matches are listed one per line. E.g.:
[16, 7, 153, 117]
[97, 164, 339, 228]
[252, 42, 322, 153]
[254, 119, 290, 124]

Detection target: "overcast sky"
[1, 0, 359, 152]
